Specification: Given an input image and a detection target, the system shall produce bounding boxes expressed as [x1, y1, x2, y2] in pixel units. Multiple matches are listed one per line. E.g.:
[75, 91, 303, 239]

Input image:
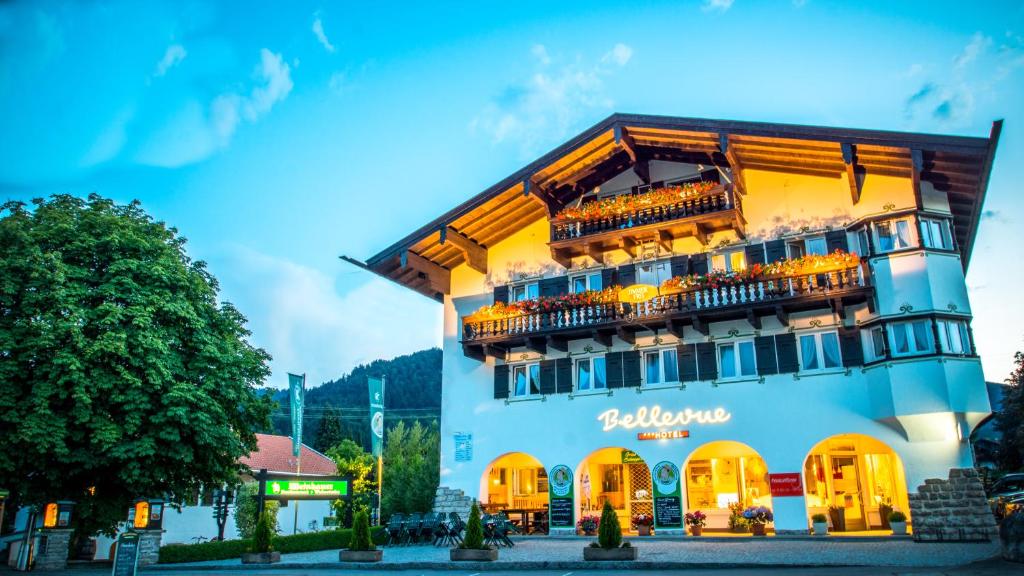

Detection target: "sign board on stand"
[652, 461, 683, 529]
[111, 531, 140, 576]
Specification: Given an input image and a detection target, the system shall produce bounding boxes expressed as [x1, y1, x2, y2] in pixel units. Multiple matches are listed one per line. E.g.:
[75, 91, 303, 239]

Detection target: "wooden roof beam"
[522, 178, 564, 217]
[719, 134, 747, 196]
[440, 226, 488, 274]
[841, 143, 864, 204]
[617, 126, 650, 184]
[400, 250, 450, 295]
[910, 149, 925, 210]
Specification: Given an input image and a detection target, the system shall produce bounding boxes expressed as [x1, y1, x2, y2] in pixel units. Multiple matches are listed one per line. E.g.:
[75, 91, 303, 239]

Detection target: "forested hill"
[266, 348, 442, 452]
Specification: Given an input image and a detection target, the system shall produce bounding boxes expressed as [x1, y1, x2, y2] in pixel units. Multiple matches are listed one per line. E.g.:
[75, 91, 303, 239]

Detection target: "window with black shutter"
[617, 264, 636, 287]
[826, 230, 849, 254]
[539, 360, 557, 395]
[555, 358, 573, 393]
[670, 255, 690, 278]
[493, 364, 509, 399]
[754, 335, 778, 375]
[539, 276, 569, 298]
[677, 343, 698, 382]
[622, 350, 642, 387]
[764, 239, 787, 263]
[493, 285, 509, 304]
[696, 342, 718, 381]
[839, 327, 864, 367]
[606, 352, 624, 388]
[775, 333, 799, 373]
[744, 243, 766, 266]
[690, 254, 709, 275]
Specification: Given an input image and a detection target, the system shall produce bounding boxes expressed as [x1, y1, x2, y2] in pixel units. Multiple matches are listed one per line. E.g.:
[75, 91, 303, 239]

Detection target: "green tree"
[252, 511, 275, 553]
[380, 421, 439, 519]
[597, 501, 622, 549]
[314, 408, 345, 453]
[997, 351, 1024, 470]
[234, 482, 279, 539]
[327, 439, 376, 527]
[348, 510, 375, 551]
[0, 194, 273, 537]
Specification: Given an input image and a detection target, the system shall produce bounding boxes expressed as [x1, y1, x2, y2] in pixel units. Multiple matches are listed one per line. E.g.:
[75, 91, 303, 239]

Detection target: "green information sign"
[652, 461, 683, 529]
[548, 464, 574, 529]
[621, 449, 644, 464]
[261, 479, 348, 501]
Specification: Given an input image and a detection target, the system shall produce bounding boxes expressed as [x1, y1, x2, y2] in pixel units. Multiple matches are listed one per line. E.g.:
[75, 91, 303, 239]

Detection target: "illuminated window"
[920, 218, 952, 250]
[718, 340, 756, 378]
[874, 219, 913, 252]
[936, 319, 970, 354]
[576, 356, 607, 391]
[571, 272, 603, 293]
[889, 320, 933, 356]
[43, 503, 58, 528]
[711, 249, 746, 272]
[511, 363, 541, 397]
[799, 331, 842, 371]
[643, 348, 679, 385]
[510, 282, 539, 302]
[133, 501, 150, 529]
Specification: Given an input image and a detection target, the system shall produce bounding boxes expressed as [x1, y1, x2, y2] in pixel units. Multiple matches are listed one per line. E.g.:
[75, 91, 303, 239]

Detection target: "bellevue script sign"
[598, 406, 732, 432]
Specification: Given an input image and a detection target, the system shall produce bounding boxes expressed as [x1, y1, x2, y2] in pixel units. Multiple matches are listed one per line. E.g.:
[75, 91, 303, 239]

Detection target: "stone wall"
[433, 486, 473, 520]
[908, 468, 998, 541]
[34, 529, 72, 571]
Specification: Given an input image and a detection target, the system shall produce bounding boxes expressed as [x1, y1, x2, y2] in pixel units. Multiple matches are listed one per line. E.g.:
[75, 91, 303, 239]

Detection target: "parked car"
[988, 473, 1024, 521]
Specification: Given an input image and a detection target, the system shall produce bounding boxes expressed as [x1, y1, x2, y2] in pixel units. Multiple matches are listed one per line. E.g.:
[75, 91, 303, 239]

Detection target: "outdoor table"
[504, 508, 547, 534]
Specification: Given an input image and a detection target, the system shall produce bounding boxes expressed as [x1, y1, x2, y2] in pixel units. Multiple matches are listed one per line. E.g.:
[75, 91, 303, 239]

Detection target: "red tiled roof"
[239, 433, 338, 476]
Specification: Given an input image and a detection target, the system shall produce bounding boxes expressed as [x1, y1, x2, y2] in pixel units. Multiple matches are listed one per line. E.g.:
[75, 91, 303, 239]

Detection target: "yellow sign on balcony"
[619, 283, 659, 304]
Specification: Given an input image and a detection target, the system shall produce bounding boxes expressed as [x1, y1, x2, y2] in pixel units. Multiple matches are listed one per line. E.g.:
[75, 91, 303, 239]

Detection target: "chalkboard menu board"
[549, 498, 573, 527]
[654, 496, 682, 528]
[111, 532, 139, 576]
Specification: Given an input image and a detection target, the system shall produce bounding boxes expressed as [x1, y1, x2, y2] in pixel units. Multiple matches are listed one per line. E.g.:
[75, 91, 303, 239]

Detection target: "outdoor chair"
[384, 513, 405, 547]
[404, 512, 423, 544]
[433, 512, 451, 546]
[419, 512, 439, 544]
[447, 512, 465, 547]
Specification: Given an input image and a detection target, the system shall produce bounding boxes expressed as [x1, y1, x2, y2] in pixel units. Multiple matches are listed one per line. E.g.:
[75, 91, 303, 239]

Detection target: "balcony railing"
[550, 185, 736, 242]
[463, 263, 868, 343]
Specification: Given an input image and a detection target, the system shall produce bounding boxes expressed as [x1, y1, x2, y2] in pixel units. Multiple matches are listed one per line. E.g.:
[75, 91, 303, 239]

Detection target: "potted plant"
[241, 512, 280, 564]
[584, 501, 637, 561]
[340, 510, 382, 562]
[577, 514, 600, 536]
[828, 505, 846, 532]
[632, 513, 654, 536]
[451, 502, 498, 561]
[811, 513, 829, 536]
[889, 511, 908, 536]
[728, 502, 749, 533]
[742, 506, 773, 536]
[685, 510, 707, 536]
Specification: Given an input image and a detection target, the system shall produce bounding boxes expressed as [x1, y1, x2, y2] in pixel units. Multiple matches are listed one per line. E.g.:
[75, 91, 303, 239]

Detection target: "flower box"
[584, 546, 638, 561]
[450, 547, 498, 561]
[339, 550, 382, 562]
[241, 552, 280, 564]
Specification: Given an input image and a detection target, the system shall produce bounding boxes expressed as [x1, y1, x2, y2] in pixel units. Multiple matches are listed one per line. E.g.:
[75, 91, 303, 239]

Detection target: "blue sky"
[2, 0, 1023, 388]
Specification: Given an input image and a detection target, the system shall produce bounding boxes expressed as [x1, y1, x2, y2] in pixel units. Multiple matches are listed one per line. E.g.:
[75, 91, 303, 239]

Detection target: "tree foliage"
[234, 482, 279, 539]
[327, 439, 376, 527]
[380, 421, 439, 519]
[0, 194, 273, 536]
[348, 510, 374, 551]
[252, 511, 275, 553]
[597, 501, 622, 549]
[461, 502, 484, 550]
[997, 351, 1024, 471]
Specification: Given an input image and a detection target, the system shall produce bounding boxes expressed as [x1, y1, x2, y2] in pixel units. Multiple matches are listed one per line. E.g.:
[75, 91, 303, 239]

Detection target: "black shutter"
[826, 230, 849, 254]
[539, 360, 557, 395]
[617, 264, 636, 286]
[677, 343, 698, 382]
[670, 255, 690, 278]
[745, 243, 766, 266]
[755, 335, 778, 375]
[606, 352, 624, 389]
[622, 351, 642, 387]
[494, 364, 509, 399]
[775, 333, 799, 373]
[493, 285, 509, 304]
[839, 327, 864, 367]
[696, 342, 718, 381]
[539, 276, 568, 298]
[555, 358, 573, 393]
[765, 240, 787, 263]
[601, 268, 616, 289]
[690, 254, 709, 275]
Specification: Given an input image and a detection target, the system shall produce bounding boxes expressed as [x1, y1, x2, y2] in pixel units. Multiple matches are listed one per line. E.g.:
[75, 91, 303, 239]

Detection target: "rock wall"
[908, 468, 998, 541]
[34, 529, 73, 571]
[433, 486, 473, 521]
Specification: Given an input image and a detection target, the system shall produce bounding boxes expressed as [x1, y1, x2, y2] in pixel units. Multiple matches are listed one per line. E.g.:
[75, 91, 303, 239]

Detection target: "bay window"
[799, 331, 842, 371]
[936, 319, 971, 354]
[874, 218, 914, 253]
[511, 363, 541, 397]
[644, 348, 679, 385]
[576, 356, 607, 391]
[920, 217, 953, 250]
[718, 340, 757, 378]
[889, 320, 934, 356]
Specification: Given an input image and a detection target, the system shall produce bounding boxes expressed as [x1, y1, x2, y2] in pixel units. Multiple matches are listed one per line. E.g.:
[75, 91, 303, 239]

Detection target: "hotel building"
[347, 114, 1001, 535]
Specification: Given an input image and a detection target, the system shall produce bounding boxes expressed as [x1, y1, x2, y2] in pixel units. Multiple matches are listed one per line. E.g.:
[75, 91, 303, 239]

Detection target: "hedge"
[158, 528, 386, 564]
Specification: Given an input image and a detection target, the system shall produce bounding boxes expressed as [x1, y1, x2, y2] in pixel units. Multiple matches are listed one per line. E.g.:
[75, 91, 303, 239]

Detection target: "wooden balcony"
[548, 184, 744, 266]
[461, 262, 872, 360]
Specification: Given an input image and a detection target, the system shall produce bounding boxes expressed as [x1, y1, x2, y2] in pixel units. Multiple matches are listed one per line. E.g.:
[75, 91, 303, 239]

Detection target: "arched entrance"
[576, 447, 652, 535]
[683, 441, 773, 531]
[803, 434, 910, 532]
[479, 452, 549, 534]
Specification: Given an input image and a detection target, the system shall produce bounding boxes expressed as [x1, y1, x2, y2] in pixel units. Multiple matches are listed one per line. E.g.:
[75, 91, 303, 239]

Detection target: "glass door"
[831, 456, 866, 531]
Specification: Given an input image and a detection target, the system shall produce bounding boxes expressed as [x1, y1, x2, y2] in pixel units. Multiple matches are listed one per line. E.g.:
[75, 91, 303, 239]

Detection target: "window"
[511, 363, 541, 397]
[787, 240, 805, 259]
[788, 236, 827, 259]
[510, 282, 539, 302]
[874, 218, 914, 252]
[857, 228, 871, 256]
[888, 320, 934, 356]
[711, 249, 746, 272]
[643, 348, 679, 385]
[799, 331, 842, 371]
[920, 218, 952, 250]
[575, 356, 607, 391]
[636, 260, 670, 285]
[864, 325, 886, 361]
[571, 272, 603, 293]
[718, 340, 756, 378]
[936, 319, 971, 354]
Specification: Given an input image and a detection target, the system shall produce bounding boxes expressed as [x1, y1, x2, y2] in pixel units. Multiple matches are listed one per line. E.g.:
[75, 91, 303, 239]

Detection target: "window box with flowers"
[742, 506, 774, 536]
[632, 513, 654, 536]
[685, 510, 707, 536]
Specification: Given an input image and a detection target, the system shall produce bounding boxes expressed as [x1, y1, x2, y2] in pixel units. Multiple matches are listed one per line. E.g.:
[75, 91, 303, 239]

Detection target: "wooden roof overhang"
[344, 114, 1001, 301]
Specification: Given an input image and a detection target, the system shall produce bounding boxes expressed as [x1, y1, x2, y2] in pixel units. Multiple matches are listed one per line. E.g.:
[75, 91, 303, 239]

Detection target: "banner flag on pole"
[368, 376, 385, 457]
[288, 373, 306, 457]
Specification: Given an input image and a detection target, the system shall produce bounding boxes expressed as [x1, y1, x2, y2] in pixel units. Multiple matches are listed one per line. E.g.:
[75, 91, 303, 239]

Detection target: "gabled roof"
[240, 433, 338, 476]
[344, 113, 1001, 301]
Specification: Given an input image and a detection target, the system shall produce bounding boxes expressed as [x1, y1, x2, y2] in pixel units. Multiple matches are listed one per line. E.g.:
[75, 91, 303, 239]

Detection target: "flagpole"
[293, 373, 305, 535]
[377, 375, 385, 525]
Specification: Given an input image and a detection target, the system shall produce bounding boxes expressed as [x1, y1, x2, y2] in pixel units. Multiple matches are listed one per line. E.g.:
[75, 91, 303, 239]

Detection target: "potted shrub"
[451, 502, 498, 561]
[241, 512, 280, 564]
[584, 502, 637, 561]
[577, 514, 600, 536]
[340, 510, 382, 562]
[685, 510, 707, 536]
[742, 506, 773, 536]
[632, 513, 654, 536]
[728, 501, 749, 533]
[811, 513, 828, 536]
[889, 511, 908, 536]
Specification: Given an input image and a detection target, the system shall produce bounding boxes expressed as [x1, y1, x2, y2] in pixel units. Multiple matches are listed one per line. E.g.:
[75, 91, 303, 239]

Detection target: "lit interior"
[684, 441, 773, 530]
[576, 447, 653, 534]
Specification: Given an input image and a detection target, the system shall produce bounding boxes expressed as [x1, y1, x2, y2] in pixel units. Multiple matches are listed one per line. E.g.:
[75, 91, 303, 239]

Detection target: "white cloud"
[953, 32, 990, 71]
[470, 43, 633, 158]
[243, 49, 294, 121]
[702, 0, 734, 12]
[312, 14, 335, 53]
[153, 43, 187, 77]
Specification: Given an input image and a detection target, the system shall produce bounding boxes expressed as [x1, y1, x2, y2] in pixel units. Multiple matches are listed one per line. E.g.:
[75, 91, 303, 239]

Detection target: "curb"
[147, 560, 856, 571]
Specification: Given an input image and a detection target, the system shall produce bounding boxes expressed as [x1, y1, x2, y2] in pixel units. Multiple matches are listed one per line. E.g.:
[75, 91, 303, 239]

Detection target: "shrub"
[811, 513, 828, 523]
[234, 483, 279, 539]
[252, 512, 274, 553]
[461, 502, 486, 550]
[158, 528, 387, 563]
[888, 511, 907, 523]
[597, 501, 622, 550]
[348, 510, 375, 551]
